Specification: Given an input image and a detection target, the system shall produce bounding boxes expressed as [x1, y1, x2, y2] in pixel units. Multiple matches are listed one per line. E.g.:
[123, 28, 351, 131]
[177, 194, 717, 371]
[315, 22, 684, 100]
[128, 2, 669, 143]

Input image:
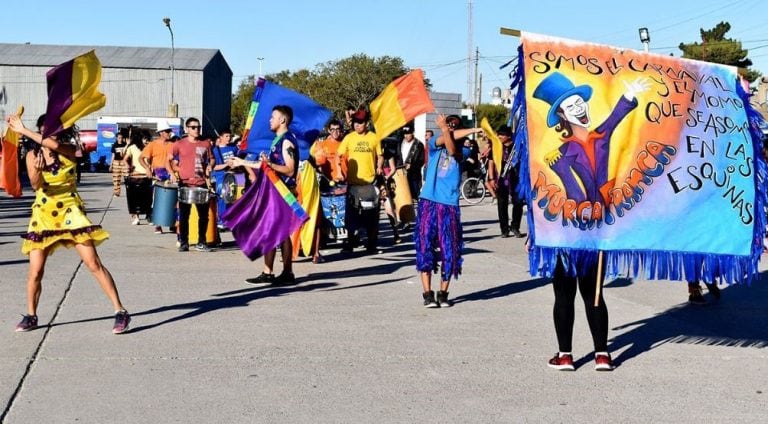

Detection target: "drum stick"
[594, 250, 604, 307]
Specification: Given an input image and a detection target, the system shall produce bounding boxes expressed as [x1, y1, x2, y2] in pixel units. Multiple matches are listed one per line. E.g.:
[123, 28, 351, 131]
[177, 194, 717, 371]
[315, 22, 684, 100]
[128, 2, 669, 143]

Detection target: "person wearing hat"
[533, 72, 648, 372]
[140, 120, 177, 234]
[337, 108, 384, 254]
[532, 72, 649, 205]
[487, 124, 525, 238]
[396, 122, 425, 202]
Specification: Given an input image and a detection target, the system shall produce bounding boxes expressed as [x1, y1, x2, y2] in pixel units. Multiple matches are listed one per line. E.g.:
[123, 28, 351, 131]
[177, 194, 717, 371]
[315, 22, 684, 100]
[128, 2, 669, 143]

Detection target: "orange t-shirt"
[311, 137, 346, 181]
[140, 138, 172, 172]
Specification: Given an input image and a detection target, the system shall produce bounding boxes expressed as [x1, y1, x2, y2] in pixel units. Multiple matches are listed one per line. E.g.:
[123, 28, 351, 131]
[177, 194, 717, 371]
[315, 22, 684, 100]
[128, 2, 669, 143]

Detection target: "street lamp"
[162, 17, 178, 117]
[638, 27, 650, 53]
[257, 57, 264, 77]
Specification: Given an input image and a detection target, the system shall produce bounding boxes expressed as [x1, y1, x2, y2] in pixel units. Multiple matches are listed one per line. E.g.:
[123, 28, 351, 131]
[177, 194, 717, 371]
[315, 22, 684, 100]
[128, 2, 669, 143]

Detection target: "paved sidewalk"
[1, 173, 766, 423]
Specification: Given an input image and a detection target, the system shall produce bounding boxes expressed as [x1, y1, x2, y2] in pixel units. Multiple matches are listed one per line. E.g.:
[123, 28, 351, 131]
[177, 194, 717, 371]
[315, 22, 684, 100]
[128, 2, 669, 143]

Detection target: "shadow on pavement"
[452, 277, 549, 304]
[50, 282, 337, 334]
[608, 273, 768, 367]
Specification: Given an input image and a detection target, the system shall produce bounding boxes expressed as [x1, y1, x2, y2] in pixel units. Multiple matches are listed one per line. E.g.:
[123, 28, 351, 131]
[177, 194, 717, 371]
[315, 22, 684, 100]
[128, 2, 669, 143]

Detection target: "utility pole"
[466, 0, 473, 107]
[473, 47, 480, 105]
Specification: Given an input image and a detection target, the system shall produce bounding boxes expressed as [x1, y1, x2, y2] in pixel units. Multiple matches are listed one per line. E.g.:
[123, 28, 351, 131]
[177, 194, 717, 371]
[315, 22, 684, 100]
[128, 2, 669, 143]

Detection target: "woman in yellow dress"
[7, 114, 131, 334]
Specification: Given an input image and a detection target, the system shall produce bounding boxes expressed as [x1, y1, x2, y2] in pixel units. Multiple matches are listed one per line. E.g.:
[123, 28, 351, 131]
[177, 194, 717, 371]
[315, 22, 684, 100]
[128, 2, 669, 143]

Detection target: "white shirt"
[401, 139, 413, 165]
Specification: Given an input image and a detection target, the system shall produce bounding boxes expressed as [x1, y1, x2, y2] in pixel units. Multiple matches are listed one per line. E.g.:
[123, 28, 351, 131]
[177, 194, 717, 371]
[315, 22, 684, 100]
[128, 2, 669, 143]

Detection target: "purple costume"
[549, 97, 637, 204]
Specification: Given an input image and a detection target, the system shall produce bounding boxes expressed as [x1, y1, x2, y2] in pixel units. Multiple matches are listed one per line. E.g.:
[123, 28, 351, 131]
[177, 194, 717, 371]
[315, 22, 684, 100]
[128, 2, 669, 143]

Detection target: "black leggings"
[552, 258, 609, 352]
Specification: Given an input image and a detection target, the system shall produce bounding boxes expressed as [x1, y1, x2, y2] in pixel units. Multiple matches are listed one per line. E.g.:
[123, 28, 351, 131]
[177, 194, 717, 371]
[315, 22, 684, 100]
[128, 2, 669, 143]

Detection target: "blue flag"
[242, 78, 332, 160]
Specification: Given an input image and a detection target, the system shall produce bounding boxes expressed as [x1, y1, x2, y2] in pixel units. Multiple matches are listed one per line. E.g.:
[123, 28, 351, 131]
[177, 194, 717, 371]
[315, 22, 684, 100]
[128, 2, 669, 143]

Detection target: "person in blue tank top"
[229, 105, 299, 287]
[415, 114, 482, 308]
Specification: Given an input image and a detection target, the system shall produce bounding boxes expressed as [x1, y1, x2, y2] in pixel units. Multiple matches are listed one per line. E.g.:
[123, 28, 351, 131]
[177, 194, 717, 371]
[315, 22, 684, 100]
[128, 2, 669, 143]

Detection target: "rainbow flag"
[240, 78, 331, 160]
[513, 32, 767, 284]
[221, 162, 308, 261]
[370, 69, 434, 139]
[43, 50, 106, 138]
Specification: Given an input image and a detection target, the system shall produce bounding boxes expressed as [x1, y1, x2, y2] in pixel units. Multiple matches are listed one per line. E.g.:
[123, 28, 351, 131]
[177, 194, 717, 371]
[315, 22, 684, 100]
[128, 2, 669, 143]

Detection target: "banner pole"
[594, 251, 604, 307]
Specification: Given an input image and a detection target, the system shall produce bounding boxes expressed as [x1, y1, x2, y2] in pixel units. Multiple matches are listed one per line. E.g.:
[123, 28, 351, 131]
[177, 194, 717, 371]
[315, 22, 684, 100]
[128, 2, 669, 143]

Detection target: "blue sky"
[6, 0, 767, 100]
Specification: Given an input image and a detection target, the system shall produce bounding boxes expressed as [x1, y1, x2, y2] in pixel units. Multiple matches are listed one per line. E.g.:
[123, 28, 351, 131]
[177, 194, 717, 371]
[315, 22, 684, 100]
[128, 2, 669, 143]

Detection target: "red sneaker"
[595, 353, 614, 371]
[548, 353, 575, 371]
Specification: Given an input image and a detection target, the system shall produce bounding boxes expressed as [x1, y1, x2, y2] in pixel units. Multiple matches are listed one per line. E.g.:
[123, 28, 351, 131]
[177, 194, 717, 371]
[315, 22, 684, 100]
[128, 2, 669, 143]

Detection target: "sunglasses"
[187, 125, 201, 130]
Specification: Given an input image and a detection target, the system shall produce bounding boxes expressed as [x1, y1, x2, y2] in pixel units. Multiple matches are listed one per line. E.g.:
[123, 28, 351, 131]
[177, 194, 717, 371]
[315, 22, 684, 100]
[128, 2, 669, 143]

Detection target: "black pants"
[496, 183, 524, 234]
[179, 202, 209, 245]
[407, 173, 422, 200]
[345, 190, 380, 250]
[552, 257, 609, 352]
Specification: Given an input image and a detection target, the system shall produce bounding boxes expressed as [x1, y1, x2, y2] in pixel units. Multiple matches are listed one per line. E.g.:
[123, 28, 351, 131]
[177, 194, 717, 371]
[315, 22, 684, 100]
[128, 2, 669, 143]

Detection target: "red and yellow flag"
[1, 105, 24, 198]
[370, 69, 434, 139]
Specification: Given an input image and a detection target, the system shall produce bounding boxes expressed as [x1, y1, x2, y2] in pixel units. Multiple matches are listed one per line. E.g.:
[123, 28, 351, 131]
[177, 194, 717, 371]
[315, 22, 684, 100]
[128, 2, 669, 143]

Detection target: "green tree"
[230, 76, 256, 136]
[230, 54, 428, 135]
[678, 21, 761, 83]
[475, 104, 510, 130]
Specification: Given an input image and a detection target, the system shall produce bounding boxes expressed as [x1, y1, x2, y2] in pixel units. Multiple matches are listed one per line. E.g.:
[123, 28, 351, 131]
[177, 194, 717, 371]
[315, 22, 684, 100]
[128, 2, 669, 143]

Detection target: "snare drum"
[178, 186, 211, 204]
[151, 182, 178, 227]
[219, 172, 247, 204]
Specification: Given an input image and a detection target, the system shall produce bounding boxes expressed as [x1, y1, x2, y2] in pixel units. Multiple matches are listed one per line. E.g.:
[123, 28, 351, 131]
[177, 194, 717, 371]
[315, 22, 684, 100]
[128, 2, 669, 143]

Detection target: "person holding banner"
[416, 114, 482, 308]
[229, 105, 299, 286]
[396, 123, 424, 201]
[487, 125, 525, 238]
[7, 114, 131, 334]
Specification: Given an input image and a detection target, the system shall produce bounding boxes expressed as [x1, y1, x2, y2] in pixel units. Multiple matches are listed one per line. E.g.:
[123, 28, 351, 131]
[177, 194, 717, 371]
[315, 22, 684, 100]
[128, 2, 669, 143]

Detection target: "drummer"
[210, 128, 238, 230]
[140, 120, 177, 234]
[169, 117, 213, 252]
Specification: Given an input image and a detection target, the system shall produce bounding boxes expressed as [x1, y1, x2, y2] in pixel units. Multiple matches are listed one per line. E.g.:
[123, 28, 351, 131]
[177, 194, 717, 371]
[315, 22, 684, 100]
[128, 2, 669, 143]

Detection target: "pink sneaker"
[548, 353, 575, 371]
[595, 353, 614, 371]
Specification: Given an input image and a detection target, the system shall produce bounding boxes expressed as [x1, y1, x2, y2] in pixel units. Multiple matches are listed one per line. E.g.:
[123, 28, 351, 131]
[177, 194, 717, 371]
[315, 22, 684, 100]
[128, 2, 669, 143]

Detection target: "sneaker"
[510, 229, 527, 238]
[131, 217, 140, 225]
[547, 353, 575, 371]
[500, 232, 510, 238]
[436, 290, 452, 308]
[273, 271, 296, 286]
[112, 310, 131, 334]
[195, 243, 211, 252]
[595, 353, 614, 371]
[688, 285, 706, 304]
[393, 236, 402, 245]
[178, 243, 189, 252]
[15, 314, 38, 332]
[365, 247, 383, 255]
[154, 226, 163, 234]
[423, 290, 439, 308]
[705, 283, 721, 300]
[245, 272, 275, 285]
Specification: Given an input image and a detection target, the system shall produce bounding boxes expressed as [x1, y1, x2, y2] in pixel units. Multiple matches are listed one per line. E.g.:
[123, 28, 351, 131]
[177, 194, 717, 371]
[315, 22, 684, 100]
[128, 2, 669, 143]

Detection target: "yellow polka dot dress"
[21, 154, 109, 255]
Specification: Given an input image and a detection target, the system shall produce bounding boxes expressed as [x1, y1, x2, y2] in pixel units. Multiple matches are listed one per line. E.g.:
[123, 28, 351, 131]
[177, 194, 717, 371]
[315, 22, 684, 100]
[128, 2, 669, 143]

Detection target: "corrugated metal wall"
[0, 62, 229, 135]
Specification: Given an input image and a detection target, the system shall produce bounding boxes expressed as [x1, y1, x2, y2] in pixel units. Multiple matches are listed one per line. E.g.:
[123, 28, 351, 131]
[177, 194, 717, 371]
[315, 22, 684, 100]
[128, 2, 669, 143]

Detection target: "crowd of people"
[7, 104, 642, 373]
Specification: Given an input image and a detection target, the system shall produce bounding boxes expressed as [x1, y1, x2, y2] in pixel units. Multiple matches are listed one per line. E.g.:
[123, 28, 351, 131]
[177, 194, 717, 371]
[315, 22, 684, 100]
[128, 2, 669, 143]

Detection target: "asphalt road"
[1, 173, 766, 423]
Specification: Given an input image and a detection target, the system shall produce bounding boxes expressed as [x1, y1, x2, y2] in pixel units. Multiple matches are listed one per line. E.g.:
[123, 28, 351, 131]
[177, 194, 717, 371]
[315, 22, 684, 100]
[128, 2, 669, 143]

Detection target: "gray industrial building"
[0, 43, 232, 136]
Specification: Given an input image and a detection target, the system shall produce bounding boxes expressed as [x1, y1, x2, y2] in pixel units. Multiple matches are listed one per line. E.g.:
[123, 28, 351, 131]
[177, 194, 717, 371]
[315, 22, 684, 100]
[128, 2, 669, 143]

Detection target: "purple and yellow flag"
[43, 50, 106, 138]
[221, 162, 309, 261]
[513, 32, 767, 284]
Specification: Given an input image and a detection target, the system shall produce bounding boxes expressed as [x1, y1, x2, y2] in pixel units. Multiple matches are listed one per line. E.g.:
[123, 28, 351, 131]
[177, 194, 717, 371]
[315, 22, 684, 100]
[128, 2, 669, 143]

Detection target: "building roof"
[0, 43, 230, 73]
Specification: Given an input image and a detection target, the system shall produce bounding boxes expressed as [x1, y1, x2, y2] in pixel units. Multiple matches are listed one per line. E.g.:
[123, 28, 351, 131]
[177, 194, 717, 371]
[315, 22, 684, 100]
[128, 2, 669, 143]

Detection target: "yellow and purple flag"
[513, 32, 767, 284]
[370, 69, 434, 139]
[43, 50, 106, 138]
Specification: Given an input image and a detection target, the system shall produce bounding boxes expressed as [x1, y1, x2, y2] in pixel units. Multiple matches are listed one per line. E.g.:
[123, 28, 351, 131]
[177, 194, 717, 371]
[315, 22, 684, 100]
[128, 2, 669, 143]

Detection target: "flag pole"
[499, 27, 521, 37]
[594, 250, 604, 307]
